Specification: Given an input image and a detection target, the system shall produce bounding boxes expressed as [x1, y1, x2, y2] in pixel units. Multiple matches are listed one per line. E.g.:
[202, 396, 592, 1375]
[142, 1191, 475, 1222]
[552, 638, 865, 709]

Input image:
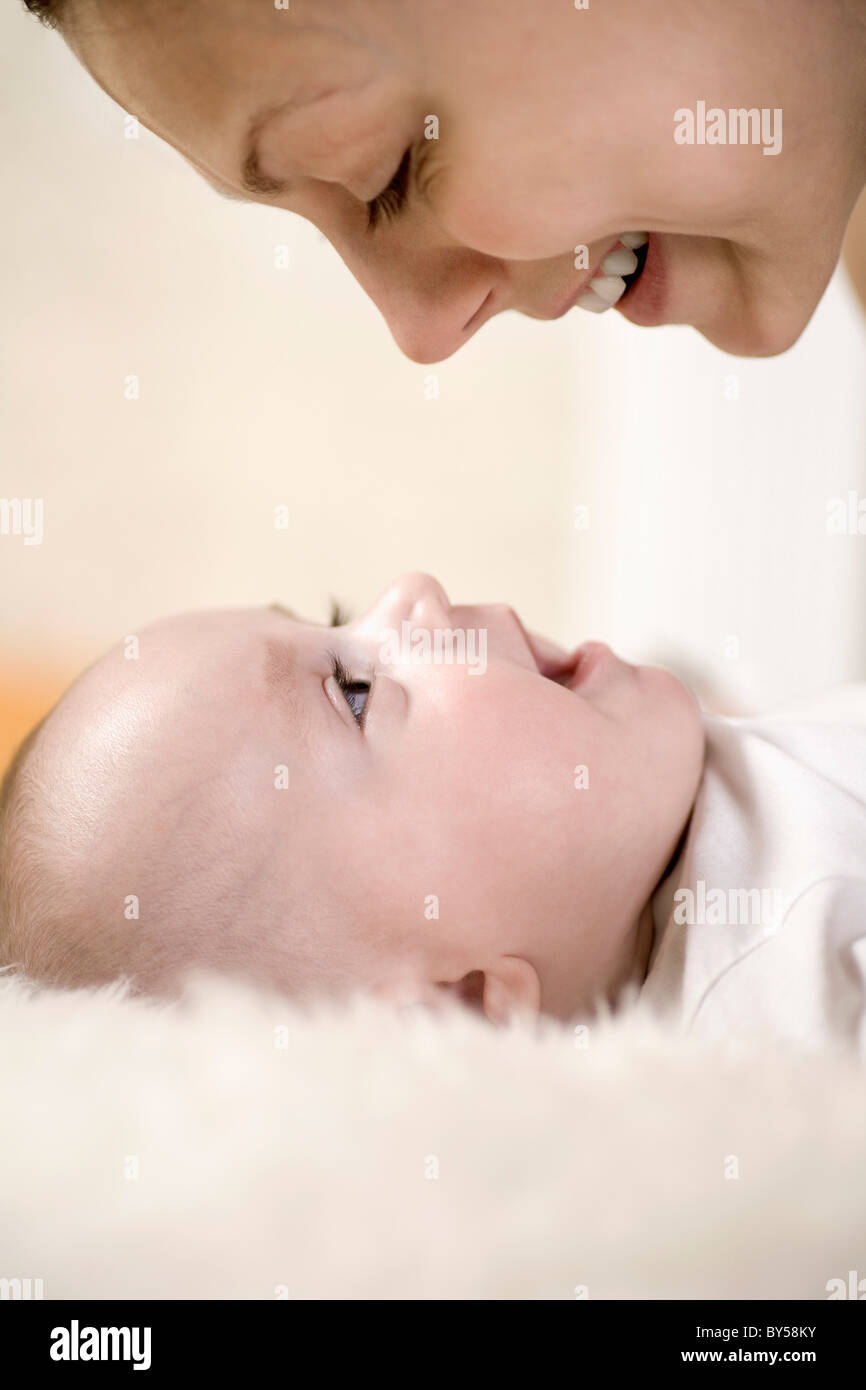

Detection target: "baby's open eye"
[341, 680, 370, 724]
[330, 654, 371, 726]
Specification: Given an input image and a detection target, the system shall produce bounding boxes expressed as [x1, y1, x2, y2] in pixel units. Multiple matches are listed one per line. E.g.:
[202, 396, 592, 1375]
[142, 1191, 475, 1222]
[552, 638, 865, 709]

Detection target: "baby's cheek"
[490, 715, 584, 825]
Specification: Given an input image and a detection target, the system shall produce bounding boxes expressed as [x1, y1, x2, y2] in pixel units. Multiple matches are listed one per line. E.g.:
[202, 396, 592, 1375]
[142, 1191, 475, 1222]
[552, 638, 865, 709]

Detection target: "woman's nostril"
[463, 289, 494, 333]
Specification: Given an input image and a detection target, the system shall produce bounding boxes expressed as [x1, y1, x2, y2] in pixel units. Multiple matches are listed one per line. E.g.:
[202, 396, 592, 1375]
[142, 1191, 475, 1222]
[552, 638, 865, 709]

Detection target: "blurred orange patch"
[0, 675, 70, 777]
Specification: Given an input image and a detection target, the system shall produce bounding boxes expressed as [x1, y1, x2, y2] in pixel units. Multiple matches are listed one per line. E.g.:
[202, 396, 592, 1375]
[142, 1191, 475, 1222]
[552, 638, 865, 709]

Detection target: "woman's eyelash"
[366, 147, 413, 230]
[329, 652, 371, 727]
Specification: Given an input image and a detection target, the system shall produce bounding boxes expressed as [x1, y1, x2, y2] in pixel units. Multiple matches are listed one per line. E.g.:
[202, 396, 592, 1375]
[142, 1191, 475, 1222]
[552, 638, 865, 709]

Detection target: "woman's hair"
[22, 0, 65, 27]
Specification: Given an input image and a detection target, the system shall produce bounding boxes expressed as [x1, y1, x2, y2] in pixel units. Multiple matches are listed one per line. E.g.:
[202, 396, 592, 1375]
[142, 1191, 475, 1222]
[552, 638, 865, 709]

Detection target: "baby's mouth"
[523, 628, 578, 684]
[535, 643, 611, 692]
[523, 625, 610, 690]
[547, 660, 579, 686]
[575, 232, 649, 314]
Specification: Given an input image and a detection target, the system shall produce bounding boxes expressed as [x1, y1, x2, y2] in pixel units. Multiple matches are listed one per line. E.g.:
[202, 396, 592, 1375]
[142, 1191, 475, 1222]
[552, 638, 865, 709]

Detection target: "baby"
[1, 572, 864, 1051]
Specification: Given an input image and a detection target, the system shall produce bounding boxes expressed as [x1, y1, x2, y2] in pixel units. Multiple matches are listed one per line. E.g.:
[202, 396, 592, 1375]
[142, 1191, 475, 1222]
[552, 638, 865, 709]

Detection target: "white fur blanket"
[1, 971, 864, 1300]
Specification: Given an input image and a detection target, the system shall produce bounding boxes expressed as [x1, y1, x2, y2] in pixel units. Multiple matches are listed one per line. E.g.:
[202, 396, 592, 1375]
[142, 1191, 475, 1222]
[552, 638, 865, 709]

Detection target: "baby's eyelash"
[328, 652, 372, 727]
[329, 653, 354, 688]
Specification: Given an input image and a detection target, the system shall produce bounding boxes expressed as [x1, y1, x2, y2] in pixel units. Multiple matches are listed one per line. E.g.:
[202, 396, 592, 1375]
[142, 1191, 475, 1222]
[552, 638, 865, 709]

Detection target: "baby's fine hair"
[0, 720, 49, 980]
[0, 709, 386, 1001]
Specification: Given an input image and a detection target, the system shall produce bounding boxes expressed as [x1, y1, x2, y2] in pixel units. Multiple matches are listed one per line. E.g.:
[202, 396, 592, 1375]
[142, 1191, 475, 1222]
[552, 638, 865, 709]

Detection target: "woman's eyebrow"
[240, 110, 294, 197]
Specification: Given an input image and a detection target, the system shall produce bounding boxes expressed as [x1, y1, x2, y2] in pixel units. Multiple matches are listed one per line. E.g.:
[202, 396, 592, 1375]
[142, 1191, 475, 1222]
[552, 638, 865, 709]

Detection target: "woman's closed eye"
[366, 147, 413, 230]
[330, 653, 372, 726]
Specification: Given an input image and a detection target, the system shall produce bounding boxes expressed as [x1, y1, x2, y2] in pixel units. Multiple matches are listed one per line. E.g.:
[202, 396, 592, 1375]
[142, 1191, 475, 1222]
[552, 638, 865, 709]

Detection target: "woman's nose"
[383, 288, 495, 363]
[349, 242, 502, 364]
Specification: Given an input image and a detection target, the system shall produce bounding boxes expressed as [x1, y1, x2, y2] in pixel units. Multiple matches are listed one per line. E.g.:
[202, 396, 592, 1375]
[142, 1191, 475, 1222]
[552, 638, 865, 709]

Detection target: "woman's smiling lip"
[544, 237, 623, 320]
[615, 232, 668, 326]
[468, 234, 655, 331]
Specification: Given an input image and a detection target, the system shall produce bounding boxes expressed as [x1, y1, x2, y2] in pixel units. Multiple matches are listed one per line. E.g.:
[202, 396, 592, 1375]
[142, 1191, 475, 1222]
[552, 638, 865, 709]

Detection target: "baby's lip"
[524, 629, 581, 684]
[565, 641, 612, 689]
[521, 621, 613, 689]
[527, 636, 612, 690]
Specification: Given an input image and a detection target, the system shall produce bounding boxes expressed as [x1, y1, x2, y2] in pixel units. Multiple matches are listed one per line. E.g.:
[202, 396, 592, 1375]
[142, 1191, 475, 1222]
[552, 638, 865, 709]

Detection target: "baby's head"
[0, 574, 704, 1022]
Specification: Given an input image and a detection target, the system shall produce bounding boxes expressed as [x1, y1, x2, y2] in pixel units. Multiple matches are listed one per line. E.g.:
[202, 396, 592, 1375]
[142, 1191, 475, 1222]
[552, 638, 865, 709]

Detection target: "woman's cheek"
[435, 130, 625, 259]
[421, 152, 552, 260]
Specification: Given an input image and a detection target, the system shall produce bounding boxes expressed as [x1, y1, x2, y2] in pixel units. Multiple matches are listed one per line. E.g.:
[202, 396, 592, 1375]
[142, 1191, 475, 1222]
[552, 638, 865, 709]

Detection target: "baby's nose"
[382, 572, 452, 623]
[407, 575, 452, 623]
[357, 573, 451, 639]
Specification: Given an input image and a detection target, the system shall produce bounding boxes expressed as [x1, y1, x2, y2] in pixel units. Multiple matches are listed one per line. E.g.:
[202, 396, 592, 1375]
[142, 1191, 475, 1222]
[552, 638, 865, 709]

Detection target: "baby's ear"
[435, 970, 486, 1011]
[480, 956, 542, 1025]
[437, 958, 541, 1024]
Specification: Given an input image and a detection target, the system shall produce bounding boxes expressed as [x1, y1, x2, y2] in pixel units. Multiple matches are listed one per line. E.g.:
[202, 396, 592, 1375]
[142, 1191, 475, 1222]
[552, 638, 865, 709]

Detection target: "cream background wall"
[565, 273, 866, 712]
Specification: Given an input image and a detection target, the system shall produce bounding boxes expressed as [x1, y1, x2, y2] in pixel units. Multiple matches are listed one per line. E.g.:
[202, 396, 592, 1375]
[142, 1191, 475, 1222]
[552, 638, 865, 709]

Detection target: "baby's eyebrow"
[264, 637, 299, 698]
[269, 601, 349, 628]
[261, 633, 314, 748]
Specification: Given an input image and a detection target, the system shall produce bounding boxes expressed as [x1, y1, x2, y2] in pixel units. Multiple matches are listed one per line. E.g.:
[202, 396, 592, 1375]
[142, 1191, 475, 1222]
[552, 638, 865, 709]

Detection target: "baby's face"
[65, 0, 864, 359]
[43, 573, 703, 1020]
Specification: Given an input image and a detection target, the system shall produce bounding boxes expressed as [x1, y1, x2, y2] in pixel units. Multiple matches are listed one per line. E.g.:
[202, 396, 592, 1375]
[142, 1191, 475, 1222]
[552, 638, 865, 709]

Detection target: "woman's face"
[68, 0, 866, 361]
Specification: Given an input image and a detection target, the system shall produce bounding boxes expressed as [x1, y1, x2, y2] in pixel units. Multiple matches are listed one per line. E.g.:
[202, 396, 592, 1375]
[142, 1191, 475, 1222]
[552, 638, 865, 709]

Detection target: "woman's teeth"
[575, 232, 648, 314]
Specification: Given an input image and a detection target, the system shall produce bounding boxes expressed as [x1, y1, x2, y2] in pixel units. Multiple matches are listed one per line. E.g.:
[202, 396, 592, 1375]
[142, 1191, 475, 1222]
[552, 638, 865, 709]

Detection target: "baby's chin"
[638, 662, 706, 779]
[563, 642, 697, 712]
[590, 651, 705, 763]
[633, 659, 703, 726]
[636, 659, 699, 703]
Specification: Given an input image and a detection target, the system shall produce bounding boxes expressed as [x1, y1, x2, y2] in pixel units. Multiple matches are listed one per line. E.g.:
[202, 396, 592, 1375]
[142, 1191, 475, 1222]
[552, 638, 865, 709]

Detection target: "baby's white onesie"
[641, 684, 866, 1052]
